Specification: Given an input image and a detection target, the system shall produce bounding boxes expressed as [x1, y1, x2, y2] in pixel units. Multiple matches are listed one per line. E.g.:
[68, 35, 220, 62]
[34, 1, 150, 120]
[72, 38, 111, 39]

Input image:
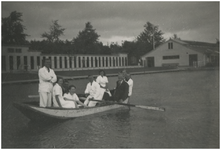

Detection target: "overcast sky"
[2, 1, 220, 45]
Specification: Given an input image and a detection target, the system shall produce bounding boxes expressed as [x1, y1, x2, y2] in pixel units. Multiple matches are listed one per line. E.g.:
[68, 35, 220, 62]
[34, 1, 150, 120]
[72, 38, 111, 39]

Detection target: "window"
[168, 42, 173, 49]
[15, 49, 22, 53]
[54, 57, 57, 68]
[8, 48, 14, 53]
[37, 56, 40, 67]
[17, 56, 21, 69]
[163, 55, 179, 60]
[2, 56, 6, 71]
[69, 57, 72, 68]
[31, 56, 34, 69]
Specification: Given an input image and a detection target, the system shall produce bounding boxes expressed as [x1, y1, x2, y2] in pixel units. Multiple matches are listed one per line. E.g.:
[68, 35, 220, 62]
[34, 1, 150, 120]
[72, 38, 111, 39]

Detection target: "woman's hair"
[68, 85, 76, 90]
[99, 70, 106, 76]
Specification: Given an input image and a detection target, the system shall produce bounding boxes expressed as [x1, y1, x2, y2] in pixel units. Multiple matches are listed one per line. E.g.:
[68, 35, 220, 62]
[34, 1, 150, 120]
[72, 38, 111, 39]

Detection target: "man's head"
[118, 73, 124, 82]
[88, 75, 94, 83]
[68, 85, 77, 95]
[63, 79, 69, 88]
[44, 58, 51, 68]
[125, 73, 131, 81]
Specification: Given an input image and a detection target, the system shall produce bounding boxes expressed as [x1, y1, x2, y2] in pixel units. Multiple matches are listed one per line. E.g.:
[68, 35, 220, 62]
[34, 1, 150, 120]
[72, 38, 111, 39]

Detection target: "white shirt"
[38, 66, 57, 92]
[127, 78, 133, 97]
[63, 93, 79, 101]
[84, 81, 102, 100]
[52, 83, 64, 107]
[96, 75, 108, 87]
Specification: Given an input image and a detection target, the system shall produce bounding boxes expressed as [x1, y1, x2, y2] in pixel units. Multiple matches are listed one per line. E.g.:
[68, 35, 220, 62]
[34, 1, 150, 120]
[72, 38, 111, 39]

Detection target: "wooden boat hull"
[13, 99, 128, 122]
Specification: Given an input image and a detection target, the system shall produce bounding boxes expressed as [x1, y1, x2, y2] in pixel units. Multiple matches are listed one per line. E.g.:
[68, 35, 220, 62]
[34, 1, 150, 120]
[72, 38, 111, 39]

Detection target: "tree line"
[2, 11, 166, 65]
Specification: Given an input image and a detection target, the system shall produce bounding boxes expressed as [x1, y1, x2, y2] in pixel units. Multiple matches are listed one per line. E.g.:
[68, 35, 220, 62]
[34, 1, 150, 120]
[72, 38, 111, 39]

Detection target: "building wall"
[2, 46, 130, 72]
[141, 40, 206, 67]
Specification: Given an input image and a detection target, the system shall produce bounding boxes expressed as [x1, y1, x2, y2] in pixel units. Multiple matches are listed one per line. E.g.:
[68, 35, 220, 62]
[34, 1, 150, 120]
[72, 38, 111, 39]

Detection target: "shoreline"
[2, 67, 218, 85]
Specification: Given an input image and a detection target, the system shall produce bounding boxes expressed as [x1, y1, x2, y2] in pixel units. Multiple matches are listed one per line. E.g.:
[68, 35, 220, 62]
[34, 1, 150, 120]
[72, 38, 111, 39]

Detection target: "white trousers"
[39, 92, 52, 107]
[84, 96, 99, 107]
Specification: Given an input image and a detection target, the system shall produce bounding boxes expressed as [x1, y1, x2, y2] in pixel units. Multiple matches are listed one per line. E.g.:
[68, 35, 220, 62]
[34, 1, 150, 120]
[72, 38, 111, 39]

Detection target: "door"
[189, 54, 198, 66]
[146, 57, 155, 67]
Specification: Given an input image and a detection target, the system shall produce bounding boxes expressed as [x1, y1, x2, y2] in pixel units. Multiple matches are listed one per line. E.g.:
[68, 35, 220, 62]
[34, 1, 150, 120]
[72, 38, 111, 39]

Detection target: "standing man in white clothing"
[84, 75, 102, 107]
[38, 58, 57, 107]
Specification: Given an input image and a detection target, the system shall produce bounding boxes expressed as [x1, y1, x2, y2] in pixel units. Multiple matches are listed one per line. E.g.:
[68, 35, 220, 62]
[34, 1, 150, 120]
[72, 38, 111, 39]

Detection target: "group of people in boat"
[38, 58, 133, 108]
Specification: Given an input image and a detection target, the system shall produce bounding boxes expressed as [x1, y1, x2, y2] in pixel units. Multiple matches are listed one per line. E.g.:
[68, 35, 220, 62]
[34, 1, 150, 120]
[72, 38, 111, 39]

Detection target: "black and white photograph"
[2, 1, 219, 148]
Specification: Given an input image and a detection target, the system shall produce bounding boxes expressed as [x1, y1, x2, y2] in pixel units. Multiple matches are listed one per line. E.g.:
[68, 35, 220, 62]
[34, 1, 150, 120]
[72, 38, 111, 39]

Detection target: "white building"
[2, 45, 128, 72]
[141, 39, 219, 67]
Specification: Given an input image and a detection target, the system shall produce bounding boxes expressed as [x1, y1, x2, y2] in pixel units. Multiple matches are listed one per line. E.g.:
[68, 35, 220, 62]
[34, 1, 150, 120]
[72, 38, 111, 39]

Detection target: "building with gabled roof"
[141, 38, 219, 67]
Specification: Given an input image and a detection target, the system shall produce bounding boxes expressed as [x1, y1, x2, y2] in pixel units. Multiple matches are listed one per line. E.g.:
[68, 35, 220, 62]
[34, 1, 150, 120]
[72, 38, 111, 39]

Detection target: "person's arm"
[55, 95, 62, 108]
[50, 70, 57, 83]
[39, 69, 52, 82]
[63, 97, 77, 101]
[84, 83, 90, 97]
[77, 100, 88, 107]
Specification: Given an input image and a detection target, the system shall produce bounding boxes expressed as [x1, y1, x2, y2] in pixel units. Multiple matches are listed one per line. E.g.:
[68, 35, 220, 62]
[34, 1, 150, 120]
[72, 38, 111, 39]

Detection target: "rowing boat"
[13, 98, 129, 122]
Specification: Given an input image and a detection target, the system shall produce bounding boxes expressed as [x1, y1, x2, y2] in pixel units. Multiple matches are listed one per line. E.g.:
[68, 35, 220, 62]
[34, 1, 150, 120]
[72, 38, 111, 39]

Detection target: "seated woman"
[52, 77, 76, 108]
[63, 85, 87, 108]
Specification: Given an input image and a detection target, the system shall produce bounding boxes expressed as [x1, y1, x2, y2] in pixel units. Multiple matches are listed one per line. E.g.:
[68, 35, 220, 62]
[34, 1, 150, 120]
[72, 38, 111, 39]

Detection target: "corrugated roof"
[173, 39, 219, 54]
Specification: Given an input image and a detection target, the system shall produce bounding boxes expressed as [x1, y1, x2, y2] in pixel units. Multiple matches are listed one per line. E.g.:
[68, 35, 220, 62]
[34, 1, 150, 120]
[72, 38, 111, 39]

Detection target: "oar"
[28, 95, 39, 98]
[91, 99, 165, 111]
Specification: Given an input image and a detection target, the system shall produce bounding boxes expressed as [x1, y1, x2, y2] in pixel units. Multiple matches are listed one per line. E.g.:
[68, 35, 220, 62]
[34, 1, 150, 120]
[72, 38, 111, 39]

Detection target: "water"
[2, 70, 219, 148]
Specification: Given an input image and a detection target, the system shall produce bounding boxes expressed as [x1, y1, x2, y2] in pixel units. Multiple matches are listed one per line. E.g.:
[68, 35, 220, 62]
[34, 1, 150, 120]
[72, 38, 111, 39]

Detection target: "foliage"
[2, 11, 28, 44]
[137, 22, 165, 48]
[41, 20, 65, 43]
[72, 22, 101, 54]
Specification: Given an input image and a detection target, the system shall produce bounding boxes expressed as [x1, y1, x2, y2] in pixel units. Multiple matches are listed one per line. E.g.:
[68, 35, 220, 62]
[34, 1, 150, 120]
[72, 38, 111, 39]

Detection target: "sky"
[1, 1, 220, 45]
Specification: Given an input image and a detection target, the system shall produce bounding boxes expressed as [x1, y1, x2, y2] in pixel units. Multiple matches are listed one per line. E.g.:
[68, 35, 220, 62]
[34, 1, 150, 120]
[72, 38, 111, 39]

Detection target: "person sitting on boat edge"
[125, 73, 133, 98]
[52, 77, 76, 108]
[38, 58, 57, 107]
[63, 85, 87, 108]
[84, 75, 103, 107]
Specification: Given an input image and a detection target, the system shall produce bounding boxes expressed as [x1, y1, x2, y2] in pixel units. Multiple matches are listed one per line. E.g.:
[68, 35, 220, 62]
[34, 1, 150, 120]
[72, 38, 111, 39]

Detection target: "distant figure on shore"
[38, 58, 57, 107]
[84, 75, 103, 107]
[52, 77, 76, 108]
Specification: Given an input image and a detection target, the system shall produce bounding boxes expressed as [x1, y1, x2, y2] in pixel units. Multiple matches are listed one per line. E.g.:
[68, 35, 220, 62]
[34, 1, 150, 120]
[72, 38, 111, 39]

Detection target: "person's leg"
[47, 92, 52, 107]
[39, 92, 47, 107]
[88, 101, 97, 107]
[84, 96, 90, 106]
[62, 101, 76, 108]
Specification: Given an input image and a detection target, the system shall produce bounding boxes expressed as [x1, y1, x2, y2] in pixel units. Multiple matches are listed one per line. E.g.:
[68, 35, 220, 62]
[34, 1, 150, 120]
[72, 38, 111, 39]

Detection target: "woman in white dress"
[52, 77, 76, 108]
[96, 70, 110, 99]
[63, 85, 87, 108]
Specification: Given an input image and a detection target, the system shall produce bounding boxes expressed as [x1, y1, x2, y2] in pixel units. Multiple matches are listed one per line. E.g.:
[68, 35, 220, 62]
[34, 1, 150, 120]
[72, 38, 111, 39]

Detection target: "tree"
[137, 22, 165, 49]
[41, 20, 65, 43]
[72, 22, 100, 54]
[2, 11, 28, 44]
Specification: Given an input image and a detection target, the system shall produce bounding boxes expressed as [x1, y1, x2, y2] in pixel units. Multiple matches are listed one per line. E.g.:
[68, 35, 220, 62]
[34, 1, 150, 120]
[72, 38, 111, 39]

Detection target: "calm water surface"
[2, 70, 219, 148]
